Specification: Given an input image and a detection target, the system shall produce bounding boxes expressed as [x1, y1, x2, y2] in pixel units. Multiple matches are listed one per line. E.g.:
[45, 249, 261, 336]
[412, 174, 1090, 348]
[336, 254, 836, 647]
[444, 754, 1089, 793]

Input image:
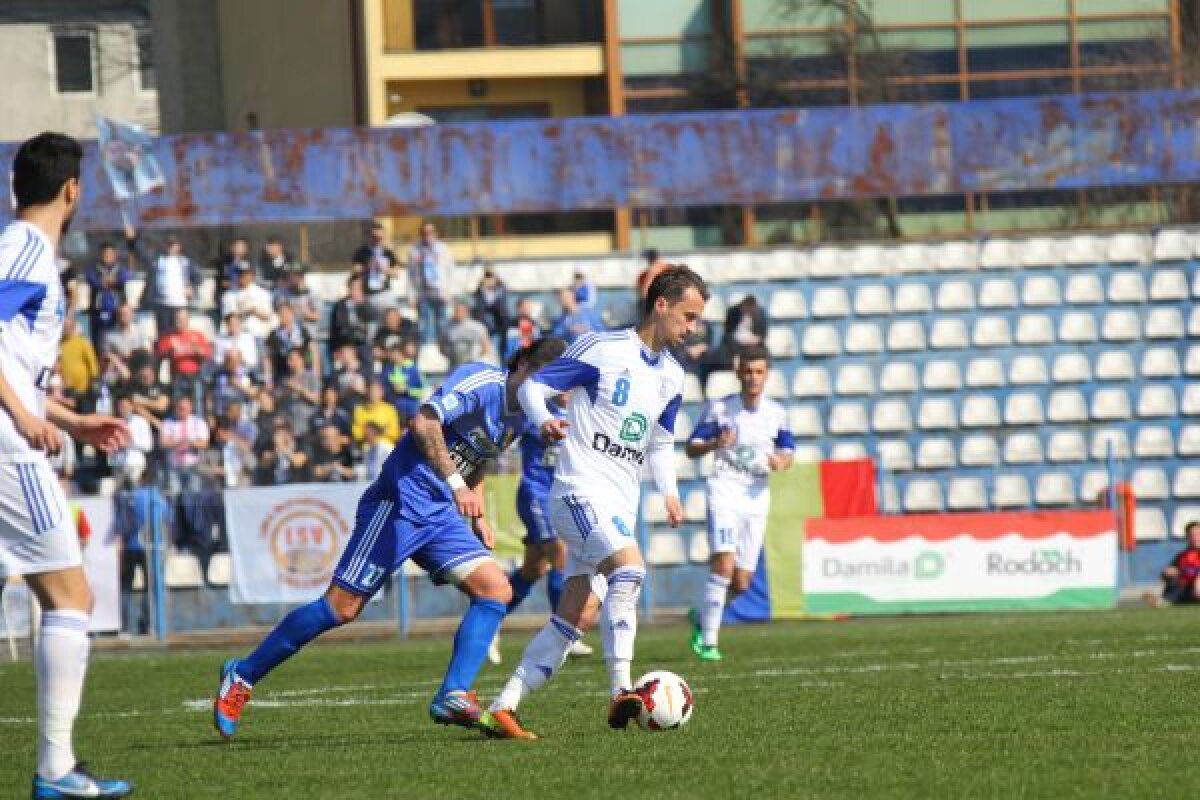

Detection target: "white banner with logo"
[225, 483, 365, 604]
[78, 496, 121, 632]
[803, 511, 1119, 614]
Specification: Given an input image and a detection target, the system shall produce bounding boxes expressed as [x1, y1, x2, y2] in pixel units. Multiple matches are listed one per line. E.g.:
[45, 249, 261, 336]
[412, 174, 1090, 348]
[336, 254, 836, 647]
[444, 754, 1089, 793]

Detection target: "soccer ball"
[634, 670, 694, 731]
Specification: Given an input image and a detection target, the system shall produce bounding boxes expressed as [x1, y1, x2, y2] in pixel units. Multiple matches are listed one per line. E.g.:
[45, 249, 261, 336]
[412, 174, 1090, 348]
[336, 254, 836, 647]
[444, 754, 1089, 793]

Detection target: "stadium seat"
[1022, 275, 1062, 307]
[836, 364, 876, 396]
[879, 362, 919, 393]
[979, 238, 1018, 269]
[916, 438, 956, 469]
[1020, 236, 1063, 268]
[877, 439, 914, 472]
[1047, 430, 1087, 463]
[1079, 470, 1112, 502]
[1059, 311, 1098, 343]
[1095, 350, 1135, 381]
[1176, 468, 1200, 499]
[1092, 388, 1132, 420]
[126, 278, 146, 309]
[207, 553, 231, 587]
[931, 240, 979, 272]
[418, 344, 449, 375]
[1009, 354, 1049, 385]
[965, 357, 1005, 388]
[1153, 229, 1195, 261]
[972, 316, 1012, 348]
[1102, 309, 1141, 342]
[829, 403, 869, 435]
[848, 244, 889, 276]
[1004, 393, 1045, 426]
[961, 395, 1002, 428]
[1091, 428, 1131, 459]
[1141, 347, 1182, 378]
[188, 315, 216, 341]
[1135, 510, 1169, 542]
[1003, 432, 1043, 464]
[1047, 389, 1088, 423]
[1172, 507, 1200, 538]
[947, 477, 988, 511]
[1062, 233, 1104, 265]
[936, 280, 975, 311]
[1134, 426, 1174, 459]
[1183, 385, 1200, 416]
[918, 397, 958, 430]
[1150, 269, 1190, 301]
[993, 475, 1032, 508]
[763, 251, 804, 281]
[811, 287, 850, 318]
[960, 434, 1000, 466]
[1180, 425, 1200, 456]
[1187, 346, 1200, 376]
[803, 325, 841, 356]
[854, 285, 892, 316]
[1035, 472, 1075, 506]
[1064, 274, 1104, 305]
[1133, 467, 1170, 500]
[684, 491, 707, 522]
[706, 371, 739, 398]
[979, 278, 1019, 309]
[1191, 308, 1200, 337]
[688, 532, 711, 564]
[887, 320, 927, 351]
[831, 441, 868, 460]
[792, 366, 832, 398]
[872, 400, 913, 433]
[809, 246, 845, 278]
[165, 552, 204, 589]
[894, 283, 933, 313]
[903, 480, 944, 512]
[767, 289, 807, 319]
[1137, 385, 1177, 418]
[930, 318, 969, 350]
[703, 294, 727, 323]
[792, 444, 824, 463]
[1107, 271, 1147, 304]
[1052, 352, 1091, 384]
[1015, 314, 1055, 346]
[136, 314, 158, 343]
[1106, 232, 1152, 263]
[922, 359, 962, 391]
[1145, 308, 1185, 339]
[674, 450, 697, 480]
[643, 493, 667, 524]
[682, 375, 705, 404]
[895, 242, 933, 274]
[787, 408, 823, 440]
[844, 322, 884, 354]
[647, 533, 687, 566]
[765, 371, 788, 399]
[766, 326, 799, 359]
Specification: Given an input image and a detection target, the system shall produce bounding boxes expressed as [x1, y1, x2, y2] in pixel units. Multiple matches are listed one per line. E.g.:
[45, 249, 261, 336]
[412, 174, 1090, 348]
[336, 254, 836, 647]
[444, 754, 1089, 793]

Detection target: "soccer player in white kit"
[480, 266, 708, 739]
[1, 134, 133, 799]
[686, 345, 793, 661]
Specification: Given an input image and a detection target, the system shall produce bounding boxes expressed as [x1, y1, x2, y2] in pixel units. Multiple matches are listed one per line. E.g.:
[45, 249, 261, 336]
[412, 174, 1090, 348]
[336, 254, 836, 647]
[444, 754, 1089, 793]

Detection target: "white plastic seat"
[936, 280, 975, 311]
[1003, 432, 1044, 464]
[916, 438, 957, 469]
[947, 478, 988, 511]
[1091, 388, 1132, 420]
[767, 289, 807, 319]
[808, 246, 844, 278]
[1153, 229, 1195, 261]
[418, 343, 449, 375]
[979, 278, 1018, 309]
[1094, 350, 1135, 381]
[893, 283, 932, 313]
[1106, 232, 1151, 263]
[1008, 354, 1048, 385]
[1062, 233, 1105, 265]
[682, 375, 705, 404]
[684, 491, 707, 522]
[1134, 426, 1174, 459]
[1184, 385, 1200, 416]
[895, 243, 933, 274]
[993, 475, 1032, 508]
[1091, 428, 1131, 459]
[792, 366, 832, 398]
[1107, 271, 1147, 304]
[1176, 467, 1200, 498]
[877, 439, 914, 472]
[647, 533, 687, 566]
[1150, 269, 1190, 301]
[1035, 473, 1075, 506]
[165, 552, 204, 589]
[1137, 385, 1177, 418]
[1180, 425, 1200, 456]
[1080, 470, 1112, 502]
[765, 371, 788, 400]
[932, 240, 979, 272]
[791, 444, 824, 463]
[1173, 507, 1200, 538]
[918, 397, 958, 430]
[965, 357, 1005, 388]
[1133, 467, 1170, 500]
[853, 285, 892, 316]
[835, 364, 876, 396]
[871, 400, 913, 433]
[1142, 347, 1182, 378]
[887, 320, 926, 351]
[1047, 388, 1088, 423]
[765, 326, 799, 359]
[979, 238, 1018, 269]
[207, 553, 231, 587]
[830, 441, 869, 461]
[829, 403, 869, 435]
[1047, 430, 1086, 463]
[1145, 307, 1185, 339]
[930, 318, 969, 350]
[844, 322, 884, 354]
[674, 450, 697, 480]
[848, 244, 889, 276]
[706, 371, 739, 398]
[972, 316, 1012, 348]
[922, 359, 962, 391]
[1015, 314, 1055, 345]
[903, 480, 944, 513]
[1191, 308, 1200, 337]
[702, 294, 727, 323]
[1064, 274, 1104, 305]
[1004, 392, 1045, 425]
[960, 434, 999, 466]
[1022, 275, 1062, 307]
[1135, 509, 1169, 542]
[802, 325, 841, 356]
[1051, 352, 1091, 383]
[1194, 270, 1200, 298]
[961, 395, 1001, 428]
[879, 362, 919, 393]
[1102, 309, 1141, 342]
[1059, 311, 1098, 343]
[811, 287, 850, 318]
[688, 531, 711, 563]
[1020, 236, 1062, 268]
[1187, 346, 1200, 376]
[789, 405, 824, 437]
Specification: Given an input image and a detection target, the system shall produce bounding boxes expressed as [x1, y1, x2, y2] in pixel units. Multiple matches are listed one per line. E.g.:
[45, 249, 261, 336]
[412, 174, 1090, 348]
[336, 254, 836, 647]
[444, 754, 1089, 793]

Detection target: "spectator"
[361, 420, 393, 481]
[213, 312, 262, 376]
[329, 276, 376, 358]
[211, 348, 261, 418]
[1148, 522, 1200, 607]
[352, 221, 402, 311]
[277, 348, 321, 434]
[407, 220, 454, 344]
[109, 393, 155, 489]
[266, 301, 318, 383]
[473, 269, 510, 356]
[259, 235, 295, 287]
[329, 344, 369, 412]
[273, 264, 321, 338]
[156, 308, 212, 388]
[86, 232, 137, 348]
[503, 297, 542, 362]
[573, 270, 597, 309]
[723, 294, 767, 357]
[219, 402, 258, 489]
[379, 337, 424, 423]
[253, 392, 285, 450]
[102, 303, 150, 370]
[635, 247, 669, 299]
[352, 380, 401, 445]
[219, 237, 252, 298]
[309, 423, 357, 483]
[116, 468, 168, 635]
[129, 362, 171, 431]
[59, 316, 99, 410]
[159, 394, 210, 492]
[254, 426, 309, 486]
[372, 306, 418, 365]
[201, 421, 255, 489]
[551, 286, 603, 343]
[220, 265, 275, 340]
[147, 233, 200, 335]
[441, 298, 493, 368]
[310, 386, 353, 445]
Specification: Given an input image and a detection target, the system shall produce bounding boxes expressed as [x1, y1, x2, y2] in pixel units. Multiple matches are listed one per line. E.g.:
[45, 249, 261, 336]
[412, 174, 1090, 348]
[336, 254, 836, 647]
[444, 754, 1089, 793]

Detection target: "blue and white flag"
[95, 116, 164, 200]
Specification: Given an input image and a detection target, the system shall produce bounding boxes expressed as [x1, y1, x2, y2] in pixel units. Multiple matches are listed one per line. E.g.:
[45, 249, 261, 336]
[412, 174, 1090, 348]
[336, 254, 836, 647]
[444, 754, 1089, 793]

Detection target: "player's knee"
[324, 591, 364, 624]
[710, 554, 735, 580]
[731, 572, 752, 595]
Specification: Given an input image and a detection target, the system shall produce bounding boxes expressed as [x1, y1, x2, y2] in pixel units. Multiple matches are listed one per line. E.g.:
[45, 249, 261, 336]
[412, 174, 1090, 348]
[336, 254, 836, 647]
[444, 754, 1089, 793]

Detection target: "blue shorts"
[516, 483, 557, 546]
[332, 482, 490, 597]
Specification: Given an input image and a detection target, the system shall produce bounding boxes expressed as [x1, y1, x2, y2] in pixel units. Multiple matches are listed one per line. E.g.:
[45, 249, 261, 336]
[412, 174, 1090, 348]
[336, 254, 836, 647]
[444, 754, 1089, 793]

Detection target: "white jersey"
[534, 329, 684, 518]
[692, 393, 793, 507]
[0, 221, 65, 463]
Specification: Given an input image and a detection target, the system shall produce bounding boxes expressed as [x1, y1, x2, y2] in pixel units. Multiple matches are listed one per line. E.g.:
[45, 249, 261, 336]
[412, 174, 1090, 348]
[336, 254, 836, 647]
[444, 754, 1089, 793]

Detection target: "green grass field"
[2, 608, 1198, 799]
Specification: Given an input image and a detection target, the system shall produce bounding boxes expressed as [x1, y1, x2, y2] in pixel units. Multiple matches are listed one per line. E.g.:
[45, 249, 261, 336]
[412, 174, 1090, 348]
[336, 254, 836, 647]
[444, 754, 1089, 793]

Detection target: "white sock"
[701, 573, 731, 648]
[36, 610, 90, 780]
[603, 566, 644, 695]
[491, 614, 580, 712]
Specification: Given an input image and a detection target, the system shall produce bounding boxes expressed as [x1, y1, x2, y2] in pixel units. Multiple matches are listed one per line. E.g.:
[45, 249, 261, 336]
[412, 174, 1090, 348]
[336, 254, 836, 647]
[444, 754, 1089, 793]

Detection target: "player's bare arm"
[411, 406, 483, 518]
[46, 398, 130, 455]
[0, 369, 63, 455]
[685, 427, 736, 458]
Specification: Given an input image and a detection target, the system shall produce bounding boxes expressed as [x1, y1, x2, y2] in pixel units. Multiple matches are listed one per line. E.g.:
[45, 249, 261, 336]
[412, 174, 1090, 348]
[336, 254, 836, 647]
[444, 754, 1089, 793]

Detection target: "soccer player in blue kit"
[213, 337, 567, 737]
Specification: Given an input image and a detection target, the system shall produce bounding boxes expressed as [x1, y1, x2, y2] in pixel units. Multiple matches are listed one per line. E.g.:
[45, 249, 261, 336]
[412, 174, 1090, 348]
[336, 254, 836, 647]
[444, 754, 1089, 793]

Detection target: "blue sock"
[546, 568, 564, 611]
[237, 597, 340, 685]
[438, 598, 505, 696]
[506, 569, 534, 614]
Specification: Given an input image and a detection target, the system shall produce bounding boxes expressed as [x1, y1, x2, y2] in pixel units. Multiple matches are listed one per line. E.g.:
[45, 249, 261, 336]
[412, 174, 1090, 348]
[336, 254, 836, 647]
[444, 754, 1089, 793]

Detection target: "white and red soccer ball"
[634, 671, 694, 732]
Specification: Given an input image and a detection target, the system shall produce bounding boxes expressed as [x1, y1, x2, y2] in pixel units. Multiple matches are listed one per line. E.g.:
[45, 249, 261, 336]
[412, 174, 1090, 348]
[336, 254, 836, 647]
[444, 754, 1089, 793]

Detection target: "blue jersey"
[517, 405, 565, 496]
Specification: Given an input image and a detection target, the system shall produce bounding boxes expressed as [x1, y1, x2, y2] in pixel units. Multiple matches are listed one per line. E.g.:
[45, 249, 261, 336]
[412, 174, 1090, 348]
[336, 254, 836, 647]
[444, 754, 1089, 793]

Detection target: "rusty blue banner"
[3, 90, 1200, 231]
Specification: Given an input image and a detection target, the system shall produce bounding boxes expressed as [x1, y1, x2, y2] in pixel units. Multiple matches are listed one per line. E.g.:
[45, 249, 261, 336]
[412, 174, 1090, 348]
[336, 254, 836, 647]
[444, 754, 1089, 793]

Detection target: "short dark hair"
[643, 264, 709, 317]
[507, 336, 567, 373]
[13, 132, 82, 210]
[1186, 521, 1200, 537]
[738, 344, 770, 366]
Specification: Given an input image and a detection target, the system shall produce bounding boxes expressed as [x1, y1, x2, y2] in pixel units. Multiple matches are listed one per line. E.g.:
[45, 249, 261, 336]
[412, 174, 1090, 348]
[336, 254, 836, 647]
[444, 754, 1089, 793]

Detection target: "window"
[136, 29, 156, 91]
[54, 31, 94, 93]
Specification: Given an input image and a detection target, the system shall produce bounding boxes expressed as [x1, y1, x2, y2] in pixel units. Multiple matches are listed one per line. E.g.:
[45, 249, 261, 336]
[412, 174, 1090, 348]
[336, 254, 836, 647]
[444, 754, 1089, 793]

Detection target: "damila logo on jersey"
[593, 431, 645, 465]
[619, 412, 648, 443]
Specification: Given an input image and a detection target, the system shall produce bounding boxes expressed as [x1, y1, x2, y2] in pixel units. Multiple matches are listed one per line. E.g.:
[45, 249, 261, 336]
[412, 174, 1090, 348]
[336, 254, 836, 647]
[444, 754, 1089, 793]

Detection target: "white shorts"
[550, 492, 639, 578]
[707, 505, 768, 573]
[0, 458, 80, 576]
